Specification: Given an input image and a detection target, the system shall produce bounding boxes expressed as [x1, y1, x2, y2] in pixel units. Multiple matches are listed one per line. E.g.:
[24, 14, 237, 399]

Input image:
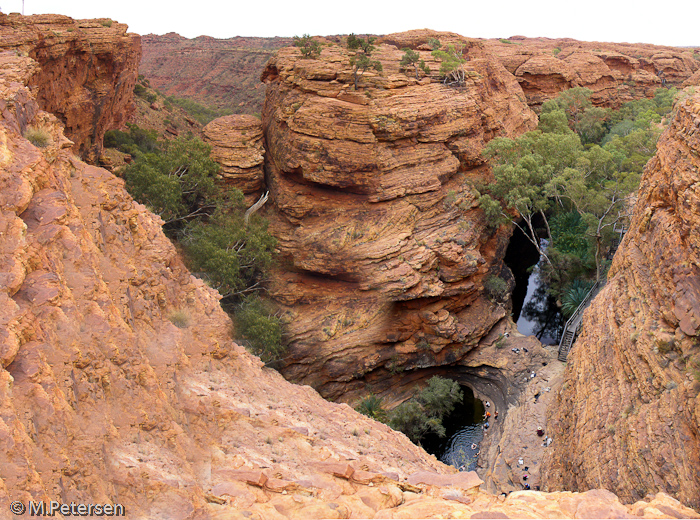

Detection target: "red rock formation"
[6, 47, 698, 520]
[541, 89, 700, 510]
[484, 37, 700, 109]
[140, 33, 292, 113]
[203, 114, 264, 197]
[261, 30, 538, 400]
[0, 13, 140, 163]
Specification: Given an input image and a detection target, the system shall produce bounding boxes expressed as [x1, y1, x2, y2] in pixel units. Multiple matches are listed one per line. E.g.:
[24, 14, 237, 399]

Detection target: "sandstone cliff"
[140, 33, 292, 114]
[203, 114, 265, 197]
[484, 36, 700, 109]
[260, 30, 538, 401]
[541, 89, 700, 510]
[0, 13, 140, 163]
[5, 46, 697, 520]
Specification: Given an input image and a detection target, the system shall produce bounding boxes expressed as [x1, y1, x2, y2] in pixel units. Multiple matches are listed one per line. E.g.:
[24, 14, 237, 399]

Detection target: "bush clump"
[234, 296, 284, 363]
[388, 376, 463, 444]
[25, 127, 51, 148]
[484, 274, 509, 302]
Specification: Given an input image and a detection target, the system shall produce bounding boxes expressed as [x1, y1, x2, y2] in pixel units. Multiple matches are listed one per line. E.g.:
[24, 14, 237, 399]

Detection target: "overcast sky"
[1, 0, 698, 47]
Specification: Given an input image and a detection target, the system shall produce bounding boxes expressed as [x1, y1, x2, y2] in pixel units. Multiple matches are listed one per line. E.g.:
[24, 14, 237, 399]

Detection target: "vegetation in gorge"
[478, 86, 676, 302]
[356, 377, 463, 444]
[106, 125, 282, 361]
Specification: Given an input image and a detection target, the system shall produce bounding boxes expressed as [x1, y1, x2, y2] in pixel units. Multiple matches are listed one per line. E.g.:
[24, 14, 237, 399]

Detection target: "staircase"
[557, 280, 604, 361]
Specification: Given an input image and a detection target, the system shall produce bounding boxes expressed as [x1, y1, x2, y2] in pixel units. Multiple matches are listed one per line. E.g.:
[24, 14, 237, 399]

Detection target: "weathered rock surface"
[203, 114, 264, 196]
[5, 48, 696, 520]
[484, 36, 700, 109]
[140, 33, 292, 113]
[261, 30, 538, 400]
[541, 89, 700, 510]
[0, 13, 140, 163]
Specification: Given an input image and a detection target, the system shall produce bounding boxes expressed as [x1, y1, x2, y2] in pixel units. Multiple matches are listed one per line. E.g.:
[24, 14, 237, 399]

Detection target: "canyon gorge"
[1, 13, 699, 519]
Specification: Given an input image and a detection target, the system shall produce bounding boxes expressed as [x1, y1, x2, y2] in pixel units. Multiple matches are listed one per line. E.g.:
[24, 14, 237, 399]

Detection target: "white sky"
[1, 0, 698, 47]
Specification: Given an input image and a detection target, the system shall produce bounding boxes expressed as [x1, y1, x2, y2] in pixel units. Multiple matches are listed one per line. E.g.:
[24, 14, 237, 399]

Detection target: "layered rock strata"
[5, 48, 697, 520]
[140, 33, 291, 113]
[541, 89, 700, 510]
[203, 114, 265, 197]
[261, 30, 538, 400]
[484, 36, 700, 109]
[0, 13, 140, 163]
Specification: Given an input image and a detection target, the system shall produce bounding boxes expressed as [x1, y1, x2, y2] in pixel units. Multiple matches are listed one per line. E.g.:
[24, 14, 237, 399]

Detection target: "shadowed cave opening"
[420, 385, 485, 471]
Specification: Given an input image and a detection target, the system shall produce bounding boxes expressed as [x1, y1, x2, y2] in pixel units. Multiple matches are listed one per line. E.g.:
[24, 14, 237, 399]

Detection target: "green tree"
[356, 394, 387, 422]
[554, 87, 593, 128]
[182, 198, 276, 299]
[400, 48, 430, 80]
[234, 295, 284, 363]
[387, 377, 462, 444]
[431, 43, 467, 86]
[124, 137, 221, 226]
[294, 34, 322, 59]
[346, 34, 383, 90]
[478, 130, 583, 267]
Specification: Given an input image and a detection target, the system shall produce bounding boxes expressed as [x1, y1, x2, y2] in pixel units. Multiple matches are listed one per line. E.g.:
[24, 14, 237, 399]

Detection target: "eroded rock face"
[485, 37, 700, 109]
[0, 13, 140, 163]
[261, 30, 538, 400]
[2, 46, 699, 520]
[140, 33, 291, 113]
[203, 114, 265, 197]
[541, 89, 700, 510]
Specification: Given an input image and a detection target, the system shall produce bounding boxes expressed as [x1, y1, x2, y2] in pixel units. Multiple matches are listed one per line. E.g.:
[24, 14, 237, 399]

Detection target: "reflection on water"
[421, 386, 485, 471]
[516, 262, 564, 345]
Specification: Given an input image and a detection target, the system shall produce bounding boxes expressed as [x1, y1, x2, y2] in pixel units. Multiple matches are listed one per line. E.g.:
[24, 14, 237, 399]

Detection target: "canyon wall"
[140, 31, 699, 117]
[4, 45, 697, 520]
[261, 30, 538, 401]
[485, 36, 699, 109]
[541, 89, 700, 509]
[140, 33, 291, 113]
[0, 13, 140, 163]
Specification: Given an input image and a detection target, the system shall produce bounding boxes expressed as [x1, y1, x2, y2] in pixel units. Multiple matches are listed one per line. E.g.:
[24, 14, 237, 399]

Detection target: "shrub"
[484, 274, 508, 302]
[24, 127, 50, 148]
[293, 34, 322, 59]
[561, 279, 593, 317]
[356, 394, 387, 422]
[182, 208, 276, 299]
[168, 309, 191, 328]
[101, 19, 113, 28]
[387, 376, 462, 444]
[124, 137, 220, 224]
[234, 296, 284, 363]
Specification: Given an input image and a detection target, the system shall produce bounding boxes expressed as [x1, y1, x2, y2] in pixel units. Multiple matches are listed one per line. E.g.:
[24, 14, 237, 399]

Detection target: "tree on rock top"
[293, 34, 321, 59]
[346, 34, 383, 90]
[400, 48, 430, 80]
